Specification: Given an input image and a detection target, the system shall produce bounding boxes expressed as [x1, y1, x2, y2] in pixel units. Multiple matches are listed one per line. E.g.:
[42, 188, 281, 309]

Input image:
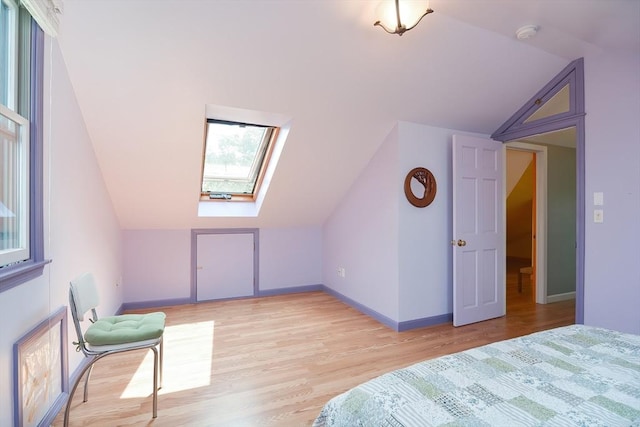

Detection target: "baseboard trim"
[321, 287, 399, 330]
[546, 291, 576, 303]
[258, 284, 323, 297]
[119, 285, 451, 332]
[321, 287, 452, 332]
[397, 313, 453, 332]
[121, 297, 192, 312]
[121, 286, 325, 311]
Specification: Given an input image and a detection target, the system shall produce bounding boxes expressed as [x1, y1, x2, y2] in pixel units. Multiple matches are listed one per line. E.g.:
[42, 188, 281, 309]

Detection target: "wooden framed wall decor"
[404, 167, 437, 208]
[14, 307, 69, 427]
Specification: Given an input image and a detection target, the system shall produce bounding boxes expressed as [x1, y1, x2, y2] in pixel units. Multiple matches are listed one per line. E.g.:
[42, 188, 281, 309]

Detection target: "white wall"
[323, 125, 401, 321]
[122, 227, 323, 302]
[0, 39, 122, 426]
[583, 50, 640, 334]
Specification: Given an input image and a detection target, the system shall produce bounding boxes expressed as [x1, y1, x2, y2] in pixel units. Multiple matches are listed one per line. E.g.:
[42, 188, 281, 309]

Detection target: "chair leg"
[65, 344, 163, 425]
[159, 337, 164, 389]
[152, 346, 159, 418]
[64, 355, 106, 427]
[82, 363, 95, 402]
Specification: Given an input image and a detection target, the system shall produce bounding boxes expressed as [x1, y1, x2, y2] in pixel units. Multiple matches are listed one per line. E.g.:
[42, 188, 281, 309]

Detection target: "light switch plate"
[594, 192, 604, 206]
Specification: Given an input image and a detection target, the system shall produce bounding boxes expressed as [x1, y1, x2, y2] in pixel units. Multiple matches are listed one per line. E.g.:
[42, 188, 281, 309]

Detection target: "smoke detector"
[516, 25, 538, 40]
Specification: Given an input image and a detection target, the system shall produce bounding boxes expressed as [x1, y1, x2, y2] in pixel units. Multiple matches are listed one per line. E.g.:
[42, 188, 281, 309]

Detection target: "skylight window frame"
[200, 119, 279, 202]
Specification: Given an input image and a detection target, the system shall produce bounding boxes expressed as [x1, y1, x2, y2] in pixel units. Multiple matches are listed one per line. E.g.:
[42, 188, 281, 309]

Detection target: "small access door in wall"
[195, 230, 257, 301]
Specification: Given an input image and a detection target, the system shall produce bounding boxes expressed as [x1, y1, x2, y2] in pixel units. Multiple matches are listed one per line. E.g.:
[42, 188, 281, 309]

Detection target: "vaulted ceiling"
[57, 0, 640, 230]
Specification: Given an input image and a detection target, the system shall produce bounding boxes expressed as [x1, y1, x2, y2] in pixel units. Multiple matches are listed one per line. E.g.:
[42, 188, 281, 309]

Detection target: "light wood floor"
[54, 284, 575, 427]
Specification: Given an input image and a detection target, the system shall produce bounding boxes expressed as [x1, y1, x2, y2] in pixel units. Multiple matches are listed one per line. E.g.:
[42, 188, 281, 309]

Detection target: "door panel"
[453, 134, 505, 326]
[196, 233, 255, 301]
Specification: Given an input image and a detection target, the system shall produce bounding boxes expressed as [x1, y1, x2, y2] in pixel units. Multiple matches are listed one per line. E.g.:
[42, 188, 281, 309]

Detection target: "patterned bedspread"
[312, 325, 640, 427]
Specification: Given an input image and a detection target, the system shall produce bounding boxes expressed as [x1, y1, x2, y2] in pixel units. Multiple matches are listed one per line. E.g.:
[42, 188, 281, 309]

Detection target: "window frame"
[0, 16, 48, 292]
[200, 119, 280, 202]
[1, 0, 18, 110]
[0, 103, 30, 265]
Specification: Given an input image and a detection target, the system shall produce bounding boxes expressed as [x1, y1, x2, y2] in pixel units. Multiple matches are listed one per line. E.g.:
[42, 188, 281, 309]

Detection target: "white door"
[452, 134, 505, 326]
[196, 233, 255, 301]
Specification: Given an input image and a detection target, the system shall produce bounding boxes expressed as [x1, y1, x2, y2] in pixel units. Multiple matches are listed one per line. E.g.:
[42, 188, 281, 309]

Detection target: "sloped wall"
[0, 39, 123, 426]
[322, 125, 401, 321]
[506, 151, 534, 260]
[323, 121, 480, 325]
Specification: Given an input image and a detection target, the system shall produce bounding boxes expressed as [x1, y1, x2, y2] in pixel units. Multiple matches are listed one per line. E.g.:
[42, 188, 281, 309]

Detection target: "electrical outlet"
[594, 209, 604, 223]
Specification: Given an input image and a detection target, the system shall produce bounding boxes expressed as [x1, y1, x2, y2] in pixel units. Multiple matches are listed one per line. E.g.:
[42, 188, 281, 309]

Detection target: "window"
[0, 5, 47, 292]
[1, 0, 18, 109]
[0, 104, 29, 265]
[201, 120, 278, 201]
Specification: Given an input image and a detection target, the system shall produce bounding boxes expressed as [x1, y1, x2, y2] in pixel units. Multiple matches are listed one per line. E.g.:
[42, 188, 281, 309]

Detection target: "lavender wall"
[123, 230, 191, 302]
[0, 39, 123, 426]
[323, 125, 401, 320]
[259, 227, 322, 290]
[323, 122, 479, 324]
[398, 123, 454, 322]
[583, 51, 640, 334]
[122, 227, 322, 303]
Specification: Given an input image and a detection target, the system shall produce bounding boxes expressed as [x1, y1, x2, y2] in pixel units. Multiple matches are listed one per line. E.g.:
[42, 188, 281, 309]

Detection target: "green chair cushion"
[84, 312, 166, 346]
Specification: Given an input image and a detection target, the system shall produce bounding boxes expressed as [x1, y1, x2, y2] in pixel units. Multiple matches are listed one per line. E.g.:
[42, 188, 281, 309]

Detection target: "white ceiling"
[56, 0, 640, 230]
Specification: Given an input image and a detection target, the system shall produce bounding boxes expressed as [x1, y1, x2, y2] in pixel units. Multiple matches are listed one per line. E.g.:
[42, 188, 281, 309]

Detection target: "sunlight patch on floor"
[120, 320, 215, 398]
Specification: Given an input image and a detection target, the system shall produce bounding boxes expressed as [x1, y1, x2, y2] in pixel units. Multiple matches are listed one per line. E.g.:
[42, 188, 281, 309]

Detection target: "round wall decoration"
[404, 167, 437, 208]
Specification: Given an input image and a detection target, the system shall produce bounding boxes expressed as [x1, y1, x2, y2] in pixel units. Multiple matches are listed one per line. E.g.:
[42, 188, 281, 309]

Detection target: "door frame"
[505, 141, 548, 304]
[492, 58, 585, 323]
[190, 228, 260, 303]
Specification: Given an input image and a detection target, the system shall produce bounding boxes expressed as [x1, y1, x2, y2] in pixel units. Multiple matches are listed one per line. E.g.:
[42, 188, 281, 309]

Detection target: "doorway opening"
[505, 127, 577, 315]
[506, 147, 536, 308]
[492, 58, 584, 323]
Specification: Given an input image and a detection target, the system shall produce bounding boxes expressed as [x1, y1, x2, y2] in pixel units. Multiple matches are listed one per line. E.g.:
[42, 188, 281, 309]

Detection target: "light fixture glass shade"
[374, 0, 432, 35]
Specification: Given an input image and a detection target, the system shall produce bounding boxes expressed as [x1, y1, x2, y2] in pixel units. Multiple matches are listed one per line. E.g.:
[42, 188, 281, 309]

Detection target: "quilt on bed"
[312, 325, 640, 427]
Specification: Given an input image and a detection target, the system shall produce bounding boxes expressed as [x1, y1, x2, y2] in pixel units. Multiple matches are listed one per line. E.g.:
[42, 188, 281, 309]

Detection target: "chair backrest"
[70, 273, 100, 322]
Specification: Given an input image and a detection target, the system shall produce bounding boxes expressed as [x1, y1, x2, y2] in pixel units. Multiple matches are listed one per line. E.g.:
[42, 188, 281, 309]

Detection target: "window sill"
[0, 258, 51, 293]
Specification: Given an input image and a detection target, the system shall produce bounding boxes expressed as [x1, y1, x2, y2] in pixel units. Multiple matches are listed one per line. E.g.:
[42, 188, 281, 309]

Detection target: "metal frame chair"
[64, 273, 165, 426]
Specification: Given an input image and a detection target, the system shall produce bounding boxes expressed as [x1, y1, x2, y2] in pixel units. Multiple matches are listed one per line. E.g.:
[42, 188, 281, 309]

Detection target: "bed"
[312, 325, 640, 427]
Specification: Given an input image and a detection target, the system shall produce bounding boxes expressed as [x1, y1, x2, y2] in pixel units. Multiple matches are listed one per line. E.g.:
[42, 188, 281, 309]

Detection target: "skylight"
[201, 119, 278, 201]
[197, 104, 291, 218]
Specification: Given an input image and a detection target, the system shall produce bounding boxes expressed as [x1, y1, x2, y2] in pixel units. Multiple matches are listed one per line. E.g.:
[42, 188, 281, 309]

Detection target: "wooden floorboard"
[54, 277, 575, 427]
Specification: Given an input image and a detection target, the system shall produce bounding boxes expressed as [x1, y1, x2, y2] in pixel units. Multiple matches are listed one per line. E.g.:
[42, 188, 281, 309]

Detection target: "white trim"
[2, 0, 19, 110]
[546, 292, 576, 303]
[20, 0, 62, 37]
[0, 103, 30, 266]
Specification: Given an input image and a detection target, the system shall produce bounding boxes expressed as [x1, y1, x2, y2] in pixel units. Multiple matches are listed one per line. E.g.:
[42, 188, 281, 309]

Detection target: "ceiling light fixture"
[516, 25, 538, 40]
[374, 0, 433, 36]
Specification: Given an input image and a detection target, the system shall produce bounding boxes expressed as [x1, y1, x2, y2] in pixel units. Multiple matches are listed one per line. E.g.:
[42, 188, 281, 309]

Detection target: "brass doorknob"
[457, 239, 466, 247]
